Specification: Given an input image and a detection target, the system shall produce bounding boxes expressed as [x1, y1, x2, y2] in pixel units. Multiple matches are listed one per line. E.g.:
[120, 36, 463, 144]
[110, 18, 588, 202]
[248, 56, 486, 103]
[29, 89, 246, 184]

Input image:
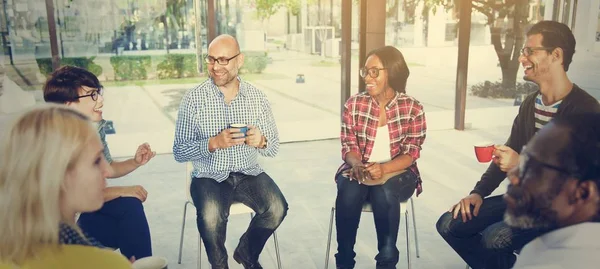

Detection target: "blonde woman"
[0, 105, 131, 269]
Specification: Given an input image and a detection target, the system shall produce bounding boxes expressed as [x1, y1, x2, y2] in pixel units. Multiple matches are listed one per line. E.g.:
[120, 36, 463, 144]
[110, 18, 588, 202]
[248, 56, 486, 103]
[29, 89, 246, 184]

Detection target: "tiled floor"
[110, 124, 512, 269]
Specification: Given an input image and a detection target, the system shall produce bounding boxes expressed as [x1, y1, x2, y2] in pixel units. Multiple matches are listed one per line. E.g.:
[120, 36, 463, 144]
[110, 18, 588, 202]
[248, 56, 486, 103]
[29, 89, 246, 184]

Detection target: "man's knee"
[481, 225, 513, 250]
[266, 196, 288, 225]
[196, 200, 226, 232]
[436, 211, 454, 237]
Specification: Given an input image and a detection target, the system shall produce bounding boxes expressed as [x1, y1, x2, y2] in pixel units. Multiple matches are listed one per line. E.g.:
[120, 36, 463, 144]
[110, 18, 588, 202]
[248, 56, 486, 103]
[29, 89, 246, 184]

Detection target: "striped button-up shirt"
[337, 91, 427, 194]
[173, 78, 279, 182]
[97, 119, 113, 163]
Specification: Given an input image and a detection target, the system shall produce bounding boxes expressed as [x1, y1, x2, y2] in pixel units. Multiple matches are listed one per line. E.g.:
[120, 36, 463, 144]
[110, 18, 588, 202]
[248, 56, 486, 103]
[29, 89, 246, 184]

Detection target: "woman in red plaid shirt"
[334, 46, 427, 269]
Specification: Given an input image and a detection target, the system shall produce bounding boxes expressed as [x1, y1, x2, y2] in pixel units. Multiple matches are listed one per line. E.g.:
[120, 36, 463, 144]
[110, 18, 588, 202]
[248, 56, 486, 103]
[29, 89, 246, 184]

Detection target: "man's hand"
[449, 193, 483, 222]
[133, 143, 156, 166]
[245, 125, 264, 148]
[364, 162, 383, 180]
[119, 185, 148, 202]
[493, 145, 519, 172]
[210, 128, 245, 151]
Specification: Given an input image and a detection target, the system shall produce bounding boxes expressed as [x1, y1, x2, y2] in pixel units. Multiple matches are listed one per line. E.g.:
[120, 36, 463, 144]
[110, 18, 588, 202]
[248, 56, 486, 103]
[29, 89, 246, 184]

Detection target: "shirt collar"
[536, 222, 600, 249]
[210, 76, 247, 98]
[97, 119, 107, 131]
[59, 223, 105, 248]
[364, 91, 401, 108]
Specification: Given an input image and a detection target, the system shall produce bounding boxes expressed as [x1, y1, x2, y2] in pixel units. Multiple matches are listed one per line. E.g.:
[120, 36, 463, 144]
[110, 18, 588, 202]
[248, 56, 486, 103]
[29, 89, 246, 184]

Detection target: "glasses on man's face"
[359, 67, 386, 79]
[517, 149, 575, 182]
[520, 46, 554, 57]
[77, 87, 103, 101]
[204, 53, 241, 65]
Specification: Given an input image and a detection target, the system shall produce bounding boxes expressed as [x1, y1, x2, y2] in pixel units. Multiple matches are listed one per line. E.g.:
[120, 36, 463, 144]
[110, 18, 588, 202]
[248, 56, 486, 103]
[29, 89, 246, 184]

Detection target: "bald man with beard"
[173, 35, 288, 269]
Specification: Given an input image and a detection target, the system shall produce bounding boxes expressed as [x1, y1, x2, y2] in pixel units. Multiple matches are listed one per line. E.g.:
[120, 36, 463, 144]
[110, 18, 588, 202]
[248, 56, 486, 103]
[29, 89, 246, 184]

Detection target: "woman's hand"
[350, 163, 368, 182]
[364, 162, 384, 180]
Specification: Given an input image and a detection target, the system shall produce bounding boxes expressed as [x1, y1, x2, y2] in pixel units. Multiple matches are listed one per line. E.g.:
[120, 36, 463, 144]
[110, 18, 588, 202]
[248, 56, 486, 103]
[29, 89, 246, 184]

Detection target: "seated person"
[505, 113, 600, 269]
[435, 20, 600, 269]
[43, 66, 156, 260]
[173, 34, 287, 269]
[0, 105, 131, 269]
[334, 46, 427, 269]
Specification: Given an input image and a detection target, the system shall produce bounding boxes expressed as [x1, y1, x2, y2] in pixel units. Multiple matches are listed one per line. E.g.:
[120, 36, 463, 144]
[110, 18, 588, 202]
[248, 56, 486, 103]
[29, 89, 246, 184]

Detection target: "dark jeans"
[77, 197, 152, 260]
[436, 195, 547, 269]
[335, 171, 418, 269]
[190, 172, 288, 269]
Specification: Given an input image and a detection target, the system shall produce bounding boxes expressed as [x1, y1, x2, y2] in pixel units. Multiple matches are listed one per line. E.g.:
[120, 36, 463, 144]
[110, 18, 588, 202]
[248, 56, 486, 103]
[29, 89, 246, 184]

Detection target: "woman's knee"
[116, 197, 146, 216]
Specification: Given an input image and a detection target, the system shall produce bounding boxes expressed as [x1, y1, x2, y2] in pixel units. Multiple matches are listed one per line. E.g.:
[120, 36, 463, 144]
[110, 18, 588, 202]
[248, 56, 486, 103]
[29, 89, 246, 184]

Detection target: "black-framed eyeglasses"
[204, 53, 241, 65]
[359, 67, 386, 79]
[77, 87, 103, 101]
[518, 148, 577, 181]
[520, 46, 555, 57]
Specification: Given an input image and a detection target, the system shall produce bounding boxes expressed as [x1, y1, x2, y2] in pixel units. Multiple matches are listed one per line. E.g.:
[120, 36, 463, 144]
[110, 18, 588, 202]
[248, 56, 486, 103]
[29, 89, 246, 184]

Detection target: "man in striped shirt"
[437, 21, 600, 269]
[173, 35, 287, 269]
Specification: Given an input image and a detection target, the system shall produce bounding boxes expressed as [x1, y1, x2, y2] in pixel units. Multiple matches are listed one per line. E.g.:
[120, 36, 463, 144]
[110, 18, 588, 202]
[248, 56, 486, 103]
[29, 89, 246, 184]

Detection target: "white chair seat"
[325, 198, 420, 269]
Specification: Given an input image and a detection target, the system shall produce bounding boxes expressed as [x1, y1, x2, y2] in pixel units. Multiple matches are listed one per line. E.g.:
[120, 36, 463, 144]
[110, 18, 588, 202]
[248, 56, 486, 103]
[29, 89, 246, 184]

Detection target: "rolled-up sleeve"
[402, 100, 426, 161]
[257, 97, 279, 157]
[341, 101, 360, 159]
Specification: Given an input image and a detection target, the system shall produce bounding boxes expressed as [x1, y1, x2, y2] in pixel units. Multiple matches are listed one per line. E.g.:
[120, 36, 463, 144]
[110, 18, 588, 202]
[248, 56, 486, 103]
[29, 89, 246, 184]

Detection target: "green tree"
[424, 0, 530, 89]
[253, 0, 285, 21]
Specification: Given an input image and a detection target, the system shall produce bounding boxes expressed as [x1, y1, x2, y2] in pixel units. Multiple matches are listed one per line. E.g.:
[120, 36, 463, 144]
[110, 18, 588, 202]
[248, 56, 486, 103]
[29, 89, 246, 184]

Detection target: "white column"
[544, 0, 555, 20]
[426, 6, 446, 47]
[413, 1, 424, 47]
[572, 0, 598, 55]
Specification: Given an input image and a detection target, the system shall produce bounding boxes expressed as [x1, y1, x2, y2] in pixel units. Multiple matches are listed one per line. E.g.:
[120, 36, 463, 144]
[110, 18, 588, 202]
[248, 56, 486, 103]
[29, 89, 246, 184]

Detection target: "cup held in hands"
[230, 123, 248, 137]
[132, 256, 168, 269]
[474, 142, 495, 163]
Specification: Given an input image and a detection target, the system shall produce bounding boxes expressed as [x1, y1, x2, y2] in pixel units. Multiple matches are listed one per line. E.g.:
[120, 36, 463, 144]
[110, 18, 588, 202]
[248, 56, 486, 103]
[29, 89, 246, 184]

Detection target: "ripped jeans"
[190, 172, 288, 269]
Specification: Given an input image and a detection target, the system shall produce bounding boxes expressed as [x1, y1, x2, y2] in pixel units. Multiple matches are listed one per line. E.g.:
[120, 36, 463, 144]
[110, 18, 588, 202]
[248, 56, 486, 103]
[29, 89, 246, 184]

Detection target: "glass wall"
[0, 0, 357, 157]
[379, 0, 599, 131]
[0, 0, 598, 155]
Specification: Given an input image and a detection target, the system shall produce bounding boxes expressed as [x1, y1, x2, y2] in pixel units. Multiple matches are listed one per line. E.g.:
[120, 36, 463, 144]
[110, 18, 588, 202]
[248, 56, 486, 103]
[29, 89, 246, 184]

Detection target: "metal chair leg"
[410, 198, 420, 258]
[250, 211, 282, 268]
[198, 233, 202, 269]
[273, 231, 283, 269]
[324, 207, 335, 269]
[178, 201, 191, 264]
[405, 210, 411, 269]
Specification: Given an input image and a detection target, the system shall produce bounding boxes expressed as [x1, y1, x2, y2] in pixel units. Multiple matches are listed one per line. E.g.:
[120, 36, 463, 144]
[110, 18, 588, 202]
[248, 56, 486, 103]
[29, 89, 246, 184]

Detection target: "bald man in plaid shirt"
[173, 35, 287, 269]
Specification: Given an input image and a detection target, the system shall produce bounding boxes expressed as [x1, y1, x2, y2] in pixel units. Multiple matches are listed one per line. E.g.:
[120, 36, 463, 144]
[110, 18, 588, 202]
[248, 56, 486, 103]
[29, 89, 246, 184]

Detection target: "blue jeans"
[436, 195, 546, 269]
[190, 172, 288, 269]
[77, 197, 152, 260]
[335, 171, 418, 269]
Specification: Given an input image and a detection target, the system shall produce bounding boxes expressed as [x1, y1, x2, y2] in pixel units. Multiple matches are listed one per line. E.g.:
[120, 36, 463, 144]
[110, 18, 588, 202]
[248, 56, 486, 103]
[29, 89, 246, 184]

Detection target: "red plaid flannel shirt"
[336, 92, 427, 195]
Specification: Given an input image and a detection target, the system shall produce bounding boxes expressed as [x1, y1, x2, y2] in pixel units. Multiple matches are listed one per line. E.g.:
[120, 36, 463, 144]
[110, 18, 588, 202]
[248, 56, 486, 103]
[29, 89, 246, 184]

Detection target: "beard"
[504, 185, 561, 230]
[210, 70, 237, 87]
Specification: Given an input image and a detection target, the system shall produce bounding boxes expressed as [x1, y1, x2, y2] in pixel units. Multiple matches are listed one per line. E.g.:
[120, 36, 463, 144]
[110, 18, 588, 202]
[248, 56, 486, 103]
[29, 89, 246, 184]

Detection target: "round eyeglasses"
[359, 67, 386, 79]
[77, 87, 103, 101]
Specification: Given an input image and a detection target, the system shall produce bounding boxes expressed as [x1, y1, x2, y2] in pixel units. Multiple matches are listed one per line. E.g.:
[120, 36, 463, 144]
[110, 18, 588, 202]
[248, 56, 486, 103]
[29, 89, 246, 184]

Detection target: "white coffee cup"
[132, 256, 168, 269]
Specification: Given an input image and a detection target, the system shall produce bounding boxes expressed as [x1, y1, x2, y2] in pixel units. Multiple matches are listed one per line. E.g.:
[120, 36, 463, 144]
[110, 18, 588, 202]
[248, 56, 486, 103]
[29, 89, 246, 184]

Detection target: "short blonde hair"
[0, 104, 99, 264]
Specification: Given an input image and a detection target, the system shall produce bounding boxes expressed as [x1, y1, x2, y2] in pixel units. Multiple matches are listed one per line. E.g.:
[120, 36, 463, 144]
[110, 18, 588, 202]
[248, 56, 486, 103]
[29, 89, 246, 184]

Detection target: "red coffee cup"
[474, 143, 495, 163]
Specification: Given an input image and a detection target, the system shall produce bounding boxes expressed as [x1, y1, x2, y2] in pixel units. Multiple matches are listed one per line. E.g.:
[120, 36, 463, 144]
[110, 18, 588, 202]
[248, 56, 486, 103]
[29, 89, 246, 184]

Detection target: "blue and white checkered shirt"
[173, 77, 279, 182]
